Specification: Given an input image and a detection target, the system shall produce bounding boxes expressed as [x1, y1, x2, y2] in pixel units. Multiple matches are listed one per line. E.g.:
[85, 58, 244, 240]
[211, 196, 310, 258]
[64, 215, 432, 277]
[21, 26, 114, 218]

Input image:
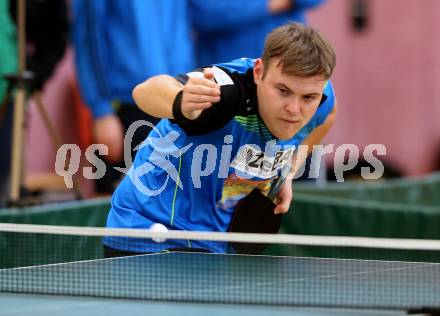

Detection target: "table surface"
[1, 252, 439, 315]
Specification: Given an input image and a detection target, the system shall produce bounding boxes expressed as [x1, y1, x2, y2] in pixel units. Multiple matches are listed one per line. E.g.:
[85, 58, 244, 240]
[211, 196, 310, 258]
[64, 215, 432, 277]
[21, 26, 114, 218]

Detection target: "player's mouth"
[279, 118, 301, 124]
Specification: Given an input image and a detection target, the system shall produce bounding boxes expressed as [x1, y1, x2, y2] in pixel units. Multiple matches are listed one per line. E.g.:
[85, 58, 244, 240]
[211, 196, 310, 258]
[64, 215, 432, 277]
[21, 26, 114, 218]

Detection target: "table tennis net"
[1, 223, 440, 310]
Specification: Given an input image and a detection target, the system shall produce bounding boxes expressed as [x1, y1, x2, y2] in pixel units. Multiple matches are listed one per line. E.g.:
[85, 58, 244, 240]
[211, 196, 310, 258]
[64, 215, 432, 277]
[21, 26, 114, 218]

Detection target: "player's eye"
[303, 95, 316, 102]
[278, 87, 290, 96]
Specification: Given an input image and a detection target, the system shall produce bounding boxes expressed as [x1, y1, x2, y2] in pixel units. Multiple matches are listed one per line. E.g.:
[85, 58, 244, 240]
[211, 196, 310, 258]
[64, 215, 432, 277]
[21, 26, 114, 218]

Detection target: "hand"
[268, 0, 293, 14]
[181, 68, 221, 120]
[273, 179, 293, 214]
[93, 114, 124, 163]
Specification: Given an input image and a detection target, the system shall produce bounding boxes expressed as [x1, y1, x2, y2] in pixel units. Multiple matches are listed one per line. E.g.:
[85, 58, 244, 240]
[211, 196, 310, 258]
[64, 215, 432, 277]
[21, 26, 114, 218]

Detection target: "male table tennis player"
[103, 22, 337, 256]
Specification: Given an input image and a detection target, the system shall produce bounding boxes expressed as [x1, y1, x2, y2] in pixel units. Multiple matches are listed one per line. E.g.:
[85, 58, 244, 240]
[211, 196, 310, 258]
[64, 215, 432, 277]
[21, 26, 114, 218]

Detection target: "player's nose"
[285, 98, 301, 115]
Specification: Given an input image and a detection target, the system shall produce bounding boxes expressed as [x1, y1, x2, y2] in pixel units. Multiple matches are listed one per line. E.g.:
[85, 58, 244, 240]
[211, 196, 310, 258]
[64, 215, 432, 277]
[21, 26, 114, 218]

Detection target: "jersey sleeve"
[171, 66, 254, 135]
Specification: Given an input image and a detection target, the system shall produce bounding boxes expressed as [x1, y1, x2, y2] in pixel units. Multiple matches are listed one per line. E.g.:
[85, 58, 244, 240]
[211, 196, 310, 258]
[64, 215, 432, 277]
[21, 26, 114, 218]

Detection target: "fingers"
[180, 69, 221, 120]
[182, 83, 221, 112]
[204, 67, 214, 80]
[273, 202, 289, 214]
[188, 76, 218, 89]
[273, 194, 291, 214]
[184, 101, 214, 113]
[183, 84, 220, 102]
[184, 93, 220, 104]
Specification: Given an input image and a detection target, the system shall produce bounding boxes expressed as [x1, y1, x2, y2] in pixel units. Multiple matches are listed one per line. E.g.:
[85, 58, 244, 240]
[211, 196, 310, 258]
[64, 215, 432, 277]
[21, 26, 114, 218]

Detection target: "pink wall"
[25, 49, 94, 197]
[309, 0, 440, 175]
[25, 0, 440, 181]
[26, 49, 75, 174]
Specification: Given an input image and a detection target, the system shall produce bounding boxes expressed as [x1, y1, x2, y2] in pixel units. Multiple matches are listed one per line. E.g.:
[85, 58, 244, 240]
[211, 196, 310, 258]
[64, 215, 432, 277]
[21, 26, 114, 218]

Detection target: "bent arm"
[132, 75, 183, 119]
[133, 70, 221, 122]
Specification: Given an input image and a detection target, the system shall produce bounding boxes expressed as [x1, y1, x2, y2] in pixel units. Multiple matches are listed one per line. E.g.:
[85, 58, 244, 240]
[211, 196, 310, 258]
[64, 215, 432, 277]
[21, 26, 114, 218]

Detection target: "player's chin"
[272, 128, 300, 140]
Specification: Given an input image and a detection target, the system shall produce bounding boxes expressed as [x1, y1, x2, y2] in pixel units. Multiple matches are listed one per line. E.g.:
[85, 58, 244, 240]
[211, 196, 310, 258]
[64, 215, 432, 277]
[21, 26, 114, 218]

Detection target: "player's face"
[254, 58, 327, 140]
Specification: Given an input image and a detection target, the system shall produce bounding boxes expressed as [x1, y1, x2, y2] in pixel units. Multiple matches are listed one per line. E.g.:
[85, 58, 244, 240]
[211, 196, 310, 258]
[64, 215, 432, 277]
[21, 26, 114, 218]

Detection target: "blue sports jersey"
[104, 58, 335, 253]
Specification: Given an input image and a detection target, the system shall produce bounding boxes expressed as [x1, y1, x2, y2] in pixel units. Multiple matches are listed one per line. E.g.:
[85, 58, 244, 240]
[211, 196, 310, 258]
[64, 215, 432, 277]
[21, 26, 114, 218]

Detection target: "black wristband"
[172, 90, 192, 124]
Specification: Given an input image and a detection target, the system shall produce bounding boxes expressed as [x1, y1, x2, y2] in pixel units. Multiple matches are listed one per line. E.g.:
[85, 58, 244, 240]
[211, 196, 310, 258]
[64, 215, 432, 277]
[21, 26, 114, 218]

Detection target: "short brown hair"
[262, 22, 336, 79]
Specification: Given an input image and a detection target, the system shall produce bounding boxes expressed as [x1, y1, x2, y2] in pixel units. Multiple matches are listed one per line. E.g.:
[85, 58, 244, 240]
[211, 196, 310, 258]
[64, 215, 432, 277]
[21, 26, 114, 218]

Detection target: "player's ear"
[253, 58, 264, 84]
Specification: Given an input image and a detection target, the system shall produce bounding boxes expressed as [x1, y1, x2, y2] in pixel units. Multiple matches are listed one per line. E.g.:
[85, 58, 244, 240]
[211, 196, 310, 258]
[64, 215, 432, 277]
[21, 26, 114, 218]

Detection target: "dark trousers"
[0, 101, 13, 207]
[95, 104, 159, 194]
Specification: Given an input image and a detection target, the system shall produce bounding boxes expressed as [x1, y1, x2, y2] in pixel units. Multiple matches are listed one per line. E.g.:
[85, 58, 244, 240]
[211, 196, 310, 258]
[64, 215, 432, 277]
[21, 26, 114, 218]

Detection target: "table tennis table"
[1, 252, 439, 316]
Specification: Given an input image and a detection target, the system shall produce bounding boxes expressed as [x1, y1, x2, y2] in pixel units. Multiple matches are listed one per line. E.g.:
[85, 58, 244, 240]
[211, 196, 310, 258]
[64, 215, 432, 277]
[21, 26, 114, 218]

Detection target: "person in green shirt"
[0, 0, 17, 207]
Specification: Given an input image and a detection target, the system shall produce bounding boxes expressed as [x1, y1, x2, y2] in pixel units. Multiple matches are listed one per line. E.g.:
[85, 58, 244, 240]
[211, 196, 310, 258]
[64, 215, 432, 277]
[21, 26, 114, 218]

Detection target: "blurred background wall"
[309, 0, 440, 175]
[24, 0, 440, 192]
